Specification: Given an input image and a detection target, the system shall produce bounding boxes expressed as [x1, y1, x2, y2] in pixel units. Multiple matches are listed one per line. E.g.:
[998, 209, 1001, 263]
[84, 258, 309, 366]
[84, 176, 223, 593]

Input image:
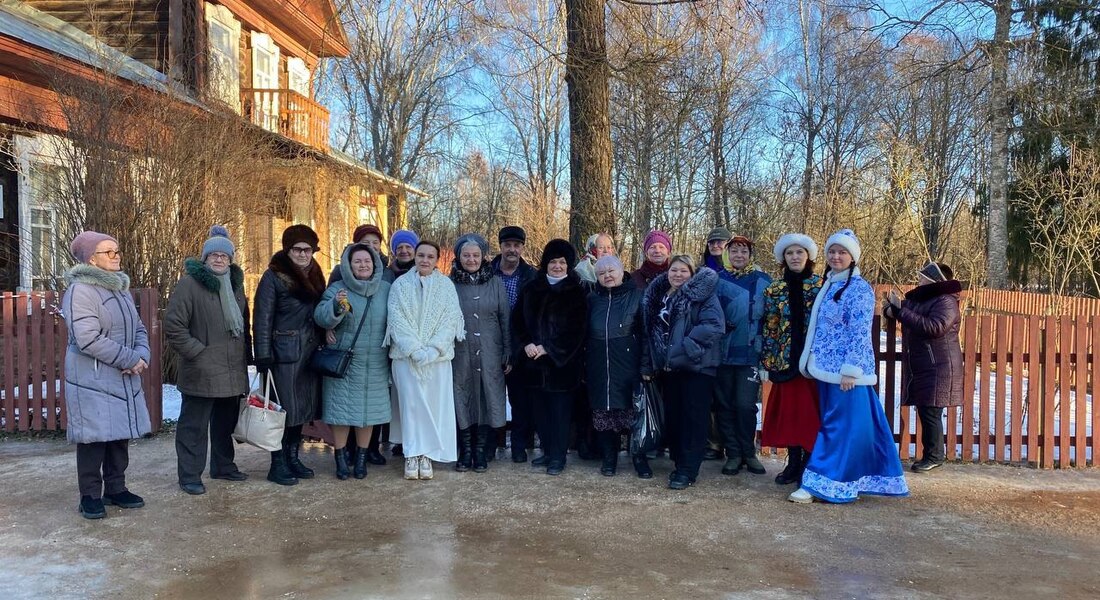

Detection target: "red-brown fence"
[873, 284, 1100, 317]
[0, 289, 163, 433]
[761, 315, 1097, 468]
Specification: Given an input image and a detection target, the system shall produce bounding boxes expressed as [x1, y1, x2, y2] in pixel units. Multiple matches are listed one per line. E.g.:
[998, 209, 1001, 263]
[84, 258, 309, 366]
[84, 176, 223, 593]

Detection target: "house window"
[205, 3, 241, 111]
[287, 58, 310, 97]
[251, 33, 281, 133]
[27, 164, 67, 290]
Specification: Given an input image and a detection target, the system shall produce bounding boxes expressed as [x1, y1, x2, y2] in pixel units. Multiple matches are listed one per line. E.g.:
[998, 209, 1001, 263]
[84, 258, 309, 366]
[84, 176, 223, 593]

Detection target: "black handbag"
[630, 379, 665, 455]
[309, 296, 371, 379]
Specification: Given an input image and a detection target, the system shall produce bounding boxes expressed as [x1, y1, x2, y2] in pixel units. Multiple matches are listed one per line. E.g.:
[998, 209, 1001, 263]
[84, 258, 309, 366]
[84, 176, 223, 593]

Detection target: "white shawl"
[385, 270, 466, 378]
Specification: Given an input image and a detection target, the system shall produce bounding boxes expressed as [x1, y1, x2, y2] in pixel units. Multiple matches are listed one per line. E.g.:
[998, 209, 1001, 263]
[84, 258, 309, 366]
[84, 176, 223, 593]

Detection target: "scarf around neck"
[215, 269, 244, 337]
[451, 260, 495, 286]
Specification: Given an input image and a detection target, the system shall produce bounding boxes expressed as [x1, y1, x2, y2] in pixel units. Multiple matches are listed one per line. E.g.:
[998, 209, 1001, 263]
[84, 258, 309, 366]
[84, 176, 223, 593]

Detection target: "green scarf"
[215, 270, 244, 338]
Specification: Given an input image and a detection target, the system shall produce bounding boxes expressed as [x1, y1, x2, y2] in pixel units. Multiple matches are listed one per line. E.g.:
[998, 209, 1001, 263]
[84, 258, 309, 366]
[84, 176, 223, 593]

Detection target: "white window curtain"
[204, 3, 241, 111]
[287, 57, 310, 97]
[251, 32, 281, 132]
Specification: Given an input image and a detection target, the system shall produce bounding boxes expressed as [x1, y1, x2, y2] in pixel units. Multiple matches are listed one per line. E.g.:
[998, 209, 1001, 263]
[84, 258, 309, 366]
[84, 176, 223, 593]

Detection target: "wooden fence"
[873, 284, 1100, 317]
[761, 315, 1097, 468]
[0, 289, 163, 433]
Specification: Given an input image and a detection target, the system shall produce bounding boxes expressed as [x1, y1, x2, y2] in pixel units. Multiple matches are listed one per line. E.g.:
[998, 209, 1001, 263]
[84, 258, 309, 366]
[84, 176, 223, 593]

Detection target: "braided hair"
[832, 263, 856, 302]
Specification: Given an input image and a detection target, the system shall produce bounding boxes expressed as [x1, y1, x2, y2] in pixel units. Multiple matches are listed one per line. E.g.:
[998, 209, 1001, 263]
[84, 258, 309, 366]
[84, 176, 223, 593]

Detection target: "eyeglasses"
[289, 246, 315, 255]
[95, 250, 122, 259]
[207, 253, 231, 261]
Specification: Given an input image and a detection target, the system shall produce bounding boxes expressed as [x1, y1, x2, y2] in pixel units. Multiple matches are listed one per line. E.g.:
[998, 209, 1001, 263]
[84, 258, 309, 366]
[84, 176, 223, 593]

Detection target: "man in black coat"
[492, 226, 538, 462]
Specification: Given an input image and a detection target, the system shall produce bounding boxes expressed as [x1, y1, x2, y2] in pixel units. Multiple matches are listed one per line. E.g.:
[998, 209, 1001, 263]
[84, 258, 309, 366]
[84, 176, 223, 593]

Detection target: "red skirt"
[760, 375, 821, 450]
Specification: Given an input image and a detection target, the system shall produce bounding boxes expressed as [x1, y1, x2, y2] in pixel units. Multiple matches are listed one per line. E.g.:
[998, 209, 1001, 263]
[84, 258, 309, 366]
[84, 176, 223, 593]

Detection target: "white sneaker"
[404, 457, 419, 480]
[788, 487, 813, 504]
[418, 455, 433, 480]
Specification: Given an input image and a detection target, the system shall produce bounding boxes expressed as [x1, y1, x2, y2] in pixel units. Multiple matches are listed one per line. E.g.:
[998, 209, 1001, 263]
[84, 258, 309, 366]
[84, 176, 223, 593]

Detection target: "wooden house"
[0, 0, 422, 292]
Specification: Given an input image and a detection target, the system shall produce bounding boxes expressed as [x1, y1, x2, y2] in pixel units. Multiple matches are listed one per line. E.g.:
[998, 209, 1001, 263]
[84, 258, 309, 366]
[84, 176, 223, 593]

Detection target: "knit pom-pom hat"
[201, 225, 235, 261]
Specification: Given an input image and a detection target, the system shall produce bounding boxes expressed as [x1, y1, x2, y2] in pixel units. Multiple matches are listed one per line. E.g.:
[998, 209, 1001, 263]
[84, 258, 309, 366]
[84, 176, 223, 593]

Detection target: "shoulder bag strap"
[345, 296, 373, 348]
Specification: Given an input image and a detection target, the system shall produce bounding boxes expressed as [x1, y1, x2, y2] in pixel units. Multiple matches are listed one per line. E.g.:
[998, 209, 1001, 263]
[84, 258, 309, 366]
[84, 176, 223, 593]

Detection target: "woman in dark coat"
[450, 233, 511, 473]
[586, 255, 648, 477]
[253, 224, 326, 486]
[165, 226, 251, 495]
[884, 262, 964, 472]
[512, 239, 589, 475]
[642, 255, 724, 490]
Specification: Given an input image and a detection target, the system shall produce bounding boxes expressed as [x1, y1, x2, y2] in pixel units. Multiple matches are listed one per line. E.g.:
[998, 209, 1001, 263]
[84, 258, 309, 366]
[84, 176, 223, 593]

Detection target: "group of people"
[61, 219, 967, 520]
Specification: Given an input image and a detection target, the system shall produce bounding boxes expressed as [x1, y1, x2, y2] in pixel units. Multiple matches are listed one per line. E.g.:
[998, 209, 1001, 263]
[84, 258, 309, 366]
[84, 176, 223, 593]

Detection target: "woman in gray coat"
[62, 231, 151, 520]
[253, 225, 326, 486]
[449, 234, 511, 473]
[314, 243, 392, 480]
[164, 226, 251, 496]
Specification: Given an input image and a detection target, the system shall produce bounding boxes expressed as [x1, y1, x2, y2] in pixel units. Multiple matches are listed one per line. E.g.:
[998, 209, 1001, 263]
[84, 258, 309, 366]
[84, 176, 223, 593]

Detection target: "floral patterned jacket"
[798, 268, 878, 386]
[760, 273, 823, 379]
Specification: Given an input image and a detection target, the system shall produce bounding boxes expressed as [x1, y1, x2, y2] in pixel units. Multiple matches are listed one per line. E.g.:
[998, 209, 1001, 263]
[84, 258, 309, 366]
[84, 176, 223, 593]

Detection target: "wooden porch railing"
[241, 88, 330, 152]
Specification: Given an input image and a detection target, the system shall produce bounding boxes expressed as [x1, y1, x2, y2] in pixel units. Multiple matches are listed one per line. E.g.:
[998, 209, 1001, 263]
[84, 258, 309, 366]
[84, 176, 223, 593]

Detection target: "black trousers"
[917, 405, 946, 463]
[506, 371, 534, 453]
[77, 440, 129, 498]
[664, 371, 716, 479]
[533, 389, 573, 465]
[713, 365, 761, 460]
[176, 394, 241, 484]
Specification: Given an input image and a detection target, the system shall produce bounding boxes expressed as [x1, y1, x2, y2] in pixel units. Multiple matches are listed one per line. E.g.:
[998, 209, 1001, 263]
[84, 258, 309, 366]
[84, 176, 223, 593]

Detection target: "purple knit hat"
[643, 230, 672, 253]
[70, 231, 118, 263]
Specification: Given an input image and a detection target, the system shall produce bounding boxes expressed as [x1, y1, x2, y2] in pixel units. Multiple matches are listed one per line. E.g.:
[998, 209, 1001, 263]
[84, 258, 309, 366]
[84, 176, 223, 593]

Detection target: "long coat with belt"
[450, 263, 511, 428]
[313, 245, 392, 427]
[164, 258, 251, 399]
[61, 265, 152, 443]
[888, 280, 964, 408]
[253, 250, 326, 427]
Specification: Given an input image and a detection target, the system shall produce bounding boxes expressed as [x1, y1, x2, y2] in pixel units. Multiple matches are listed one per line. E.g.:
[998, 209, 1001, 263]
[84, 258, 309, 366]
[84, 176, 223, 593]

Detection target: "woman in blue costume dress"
[788, 229, 909, 504]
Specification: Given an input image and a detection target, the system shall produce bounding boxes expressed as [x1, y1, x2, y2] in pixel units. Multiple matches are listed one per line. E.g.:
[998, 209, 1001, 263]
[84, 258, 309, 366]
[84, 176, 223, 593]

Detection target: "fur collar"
[184, 258, 244, 293]
[337, 244, 384, 298]
[643, 267, 719, 323]
[65, 264, 130, 291]
[905, 279, 963, 303]
[451, 260, 496, 286]
[269, 250, 326, 302]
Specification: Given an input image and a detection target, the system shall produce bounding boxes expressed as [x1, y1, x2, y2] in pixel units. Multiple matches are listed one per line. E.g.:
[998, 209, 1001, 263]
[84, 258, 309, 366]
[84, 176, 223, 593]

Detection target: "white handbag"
[232, 374, 286, 451]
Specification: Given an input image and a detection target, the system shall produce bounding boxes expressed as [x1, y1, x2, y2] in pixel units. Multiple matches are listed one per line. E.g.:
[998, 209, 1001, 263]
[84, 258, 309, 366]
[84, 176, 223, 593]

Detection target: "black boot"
[473, 425, 489, 473]
[484, 427, 498, 462]
[632, 454, 653, 479]
[285, 442, 315, 479]
[334, 447, 350, 480]
[353, 448, 368, 479]
[775, 447, 800, 485]
[267, 450, 299, 486]
[599, 431, 618, 476]
[796, 449, 811, 484]
[456, 427, 473, 472]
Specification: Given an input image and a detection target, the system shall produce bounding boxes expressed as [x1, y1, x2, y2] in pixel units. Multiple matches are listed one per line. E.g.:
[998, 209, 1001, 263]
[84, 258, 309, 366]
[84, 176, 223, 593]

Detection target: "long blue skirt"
[801, 382, 909, 503]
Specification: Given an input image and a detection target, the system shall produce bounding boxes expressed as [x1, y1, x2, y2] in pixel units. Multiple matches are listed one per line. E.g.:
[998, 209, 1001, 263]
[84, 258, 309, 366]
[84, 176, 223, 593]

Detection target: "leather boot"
[796, 449, 811, 484]
[473, 425, 489, 473]
[334, 447, 350, 480]
[267, 450, 298, 486]
[775, 447, 800, 485]
[285, 442, 315, 479]
[456, 427, 473, 472]
[599, 431, 618, 476]
[632, 454, 653, 479]
[353, 448, 369, 479]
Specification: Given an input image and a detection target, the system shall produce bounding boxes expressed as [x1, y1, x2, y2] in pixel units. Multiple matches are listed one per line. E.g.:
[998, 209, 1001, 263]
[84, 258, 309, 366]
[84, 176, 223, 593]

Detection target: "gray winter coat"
[164, 259, 251, 399]
[314, 245, 392, 427]
[253, 251, 326, 427]
[642, 268, 724, 377]
[61, 265, 152, 443]
[451, 266, 511, 428]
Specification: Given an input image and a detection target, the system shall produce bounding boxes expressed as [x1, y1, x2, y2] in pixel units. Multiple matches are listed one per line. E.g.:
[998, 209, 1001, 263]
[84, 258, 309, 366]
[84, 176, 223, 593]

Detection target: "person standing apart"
[63, 231, 151, 519]
[450, 234, 511, 472]
[314, 242, 391, 480]
[883, 262, 963, 473]
[165, 226, 251, 495]
[491, 226, 538, 462]
[253, 225, 326, 486]
[631, 230, 672, 290]
[386, 241, 465, 480]
[512, 239, 589, 475]
[641, 256, 724, 490]
[789, 229, 909, 504]
[759, 233, 823, 486]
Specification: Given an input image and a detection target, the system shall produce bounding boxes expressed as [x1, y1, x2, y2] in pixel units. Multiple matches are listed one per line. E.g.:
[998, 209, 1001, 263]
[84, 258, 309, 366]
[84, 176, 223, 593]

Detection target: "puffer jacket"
[586, 280, 648, 411]
[642, 268, 724, 377]
[888, 280, 964, 408]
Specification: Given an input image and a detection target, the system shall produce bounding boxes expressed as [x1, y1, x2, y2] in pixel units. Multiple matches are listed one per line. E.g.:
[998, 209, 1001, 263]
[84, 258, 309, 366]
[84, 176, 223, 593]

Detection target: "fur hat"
[281, 224, 319, 252]
[201, 225, 235, 262]
[353, 224, 383, 244]
[540, 238, 576, 271]
[706, 227, 732, 244]
[773, 233, 818, 264]
[824, 228, 861, 264]
[70, 231, 118, 263]
[498, 225, 527, 245]
[454, 233, 489, 258]
[643, 230, 672, 253]
[389, 229, 419, 255]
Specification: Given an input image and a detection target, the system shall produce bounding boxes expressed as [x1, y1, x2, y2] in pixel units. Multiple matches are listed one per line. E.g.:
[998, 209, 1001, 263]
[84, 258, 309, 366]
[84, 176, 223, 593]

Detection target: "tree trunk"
[565, 0, 615, 249]
[986, 0, 1012, 289]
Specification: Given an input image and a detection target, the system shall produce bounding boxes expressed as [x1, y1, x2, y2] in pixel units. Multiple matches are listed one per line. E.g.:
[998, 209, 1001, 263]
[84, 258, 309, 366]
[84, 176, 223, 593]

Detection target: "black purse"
[309, 296, 371, 378]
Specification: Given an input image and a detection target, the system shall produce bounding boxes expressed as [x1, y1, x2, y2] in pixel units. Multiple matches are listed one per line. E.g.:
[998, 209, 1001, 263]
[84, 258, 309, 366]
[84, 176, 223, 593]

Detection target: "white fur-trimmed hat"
[773, 233, 818, 265]
[824, 228, 861, 264]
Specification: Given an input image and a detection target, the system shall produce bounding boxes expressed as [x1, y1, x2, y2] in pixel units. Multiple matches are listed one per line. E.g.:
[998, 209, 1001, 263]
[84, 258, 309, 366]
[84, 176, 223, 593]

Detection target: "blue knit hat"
[201, 225, 235, 262]
[390, 229, 419, 255]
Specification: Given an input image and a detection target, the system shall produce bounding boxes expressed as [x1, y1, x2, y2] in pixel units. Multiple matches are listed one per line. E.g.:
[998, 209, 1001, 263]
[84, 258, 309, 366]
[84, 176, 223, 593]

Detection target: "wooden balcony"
[240, 88, 330, 152]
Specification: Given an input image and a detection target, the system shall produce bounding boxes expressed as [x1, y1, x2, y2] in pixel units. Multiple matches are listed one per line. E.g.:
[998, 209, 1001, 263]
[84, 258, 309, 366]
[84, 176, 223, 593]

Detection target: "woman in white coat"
[385, 241, 465, 480]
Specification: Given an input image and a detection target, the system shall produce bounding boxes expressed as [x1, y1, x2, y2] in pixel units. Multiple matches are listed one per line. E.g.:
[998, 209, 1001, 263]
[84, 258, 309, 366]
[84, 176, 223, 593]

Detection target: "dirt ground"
[1, 436, 1098, 600]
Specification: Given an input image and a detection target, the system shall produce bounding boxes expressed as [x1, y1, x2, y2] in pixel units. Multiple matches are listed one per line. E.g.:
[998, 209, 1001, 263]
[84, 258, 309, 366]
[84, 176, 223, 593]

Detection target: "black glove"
[253, 357, 275, 374]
